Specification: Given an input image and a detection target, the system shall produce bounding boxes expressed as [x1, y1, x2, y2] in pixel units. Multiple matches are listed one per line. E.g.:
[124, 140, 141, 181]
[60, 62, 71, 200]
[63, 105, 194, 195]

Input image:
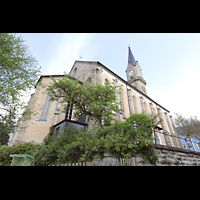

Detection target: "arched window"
[149, 103, 155, 117]
[139, 97, 147, 113]
[154, 131, 161, 145]
[143, 102, 147, 113]
[39, 94, 52, 121]
[65, 101, 73, 120]
[139, 97, 143, 113]
[119, 88, 125, 118]
[132, 96, 137, 114]
[104, 79, 109, 112]
[165, 113, 173, 134]
[157, 108, 171, 146]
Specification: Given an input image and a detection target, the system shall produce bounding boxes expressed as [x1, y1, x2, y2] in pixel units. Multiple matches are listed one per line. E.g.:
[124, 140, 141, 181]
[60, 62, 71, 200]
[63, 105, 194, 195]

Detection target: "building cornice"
[35, 60, 170, 113]
[128, 76, 147, 85]
[96, 61, 170, 113]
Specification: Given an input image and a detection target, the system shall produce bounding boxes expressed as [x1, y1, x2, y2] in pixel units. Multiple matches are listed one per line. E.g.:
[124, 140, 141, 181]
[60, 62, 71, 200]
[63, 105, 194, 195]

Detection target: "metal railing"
[130, 121, 200, 152]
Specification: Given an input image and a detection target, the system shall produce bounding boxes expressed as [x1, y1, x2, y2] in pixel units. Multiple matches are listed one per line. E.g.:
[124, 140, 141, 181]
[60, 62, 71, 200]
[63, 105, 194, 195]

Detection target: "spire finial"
[128, 46, 137, 66]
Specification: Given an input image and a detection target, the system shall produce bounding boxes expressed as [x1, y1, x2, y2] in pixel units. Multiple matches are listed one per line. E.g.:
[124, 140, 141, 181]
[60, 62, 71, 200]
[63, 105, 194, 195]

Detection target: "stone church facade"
[9, 47, 184, 148]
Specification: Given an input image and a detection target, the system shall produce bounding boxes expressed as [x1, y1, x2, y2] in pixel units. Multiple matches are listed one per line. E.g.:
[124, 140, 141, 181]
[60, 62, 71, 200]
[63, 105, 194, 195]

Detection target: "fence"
[49, 156, 136, 166]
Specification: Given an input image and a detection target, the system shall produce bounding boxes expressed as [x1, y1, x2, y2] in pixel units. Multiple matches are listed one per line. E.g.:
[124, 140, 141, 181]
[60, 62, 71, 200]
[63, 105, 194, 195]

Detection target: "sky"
[16, 33, 200, 120]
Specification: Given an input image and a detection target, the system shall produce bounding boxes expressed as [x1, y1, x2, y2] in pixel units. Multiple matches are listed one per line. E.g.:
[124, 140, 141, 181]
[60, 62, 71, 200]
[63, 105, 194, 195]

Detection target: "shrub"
[0, 142, 39, 166]
[57, 113, 158, 165]
[0, 113, 158, 166]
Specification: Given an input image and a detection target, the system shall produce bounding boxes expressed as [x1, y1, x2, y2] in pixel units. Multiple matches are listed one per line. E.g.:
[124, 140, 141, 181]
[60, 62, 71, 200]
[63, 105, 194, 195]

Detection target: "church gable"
[70, 61, 101, 84]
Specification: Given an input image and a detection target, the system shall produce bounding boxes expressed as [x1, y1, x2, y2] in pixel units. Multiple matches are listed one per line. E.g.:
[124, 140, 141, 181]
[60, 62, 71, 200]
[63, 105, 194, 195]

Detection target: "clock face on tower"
[129, 71, 133, 75]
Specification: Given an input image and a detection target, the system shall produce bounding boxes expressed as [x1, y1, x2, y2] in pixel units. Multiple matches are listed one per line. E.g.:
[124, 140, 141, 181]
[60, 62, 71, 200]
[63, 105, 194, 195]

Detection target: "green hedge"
[0, 142, 39, 166]
[0, 141, 59, 166]
[1, 113, 158, 166]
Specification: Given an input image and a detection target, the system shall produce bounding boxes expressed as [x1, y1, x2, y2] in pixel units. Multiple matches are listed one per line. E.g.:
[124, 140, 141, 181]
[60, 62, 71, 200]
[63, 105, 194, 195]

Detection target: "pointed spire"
[128, 46, 137, 66]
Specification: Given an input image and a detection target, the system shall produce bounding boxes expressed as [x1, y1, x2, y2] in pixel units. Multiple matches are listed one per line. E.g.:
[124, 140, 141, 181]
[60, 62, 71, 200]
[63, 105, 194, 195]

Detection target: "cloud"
[147, 47, 200, 120]
[147, 69, 200, 119]
[46, 33, 94, 75]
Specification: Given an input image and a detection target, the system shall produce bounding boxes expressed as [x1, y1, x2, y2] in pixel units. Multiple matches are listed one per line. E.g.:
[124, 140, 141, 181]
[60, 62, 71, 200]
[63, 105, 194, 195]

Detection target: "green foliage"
[0, 114, 158, 166]
[0, 122, 10, 145]
[0, 33, 41, 144]
[56, 113, 158, 165]
[0, 142, 39, 166]
[46, 74, 121, 127]
[0, 33, 40, 95]
[31, 143, 58, 166]
[43, 126, 55, 145]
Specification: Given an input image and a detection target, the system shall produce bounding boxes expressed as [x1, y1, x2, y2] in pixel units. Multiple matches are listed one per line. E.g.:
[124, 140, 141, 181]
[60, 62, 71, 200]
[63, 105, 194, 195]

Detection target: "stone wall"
[51, 144, 200, 166]
[137, 144, 200, 166]
[50, 143, 200, 166]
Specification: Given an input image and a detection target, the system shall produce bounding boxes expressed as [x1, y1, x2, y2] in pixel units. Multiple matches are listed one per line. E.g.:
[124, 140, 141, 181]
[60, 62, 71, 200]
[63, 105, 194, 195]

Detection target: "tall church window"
[139, 97, 143, 112]
[132, 96, 137, 114]
[157, 108, 171, 146]
[139, 97, 147, 113]
[119, 88, 125, 118]
[149, 103, 155, 117]
[65, 101, 73, 120]
[154, 131, 161, 145]
[169, 116, 175, 134]
[104, 79, 109, 112]
[39, 94, 52, 121]
[165, 113, 173, 134]
[143, 102, 147, 113]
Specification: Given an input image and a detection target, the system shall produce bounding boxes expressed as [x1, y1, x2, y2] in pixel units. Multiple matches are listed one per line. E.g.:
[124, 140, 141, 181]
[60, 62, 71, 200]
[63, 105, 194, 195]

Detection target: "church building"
[9, 47, 184, 149]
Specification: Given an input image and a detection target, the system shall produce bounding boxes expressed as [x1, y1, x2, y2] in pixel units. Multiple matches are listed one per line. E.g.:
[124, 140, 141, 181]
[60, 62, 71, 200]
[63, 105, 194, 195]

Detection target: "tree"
[174, 113, 200, 138]
[0, 122, 10, 145]
[56, 113, 158, 165]
[174, 113, 200, 150]
[0, 113, 158, 166]
[0, 33, 41, 145]
[46, 74, 121, 127]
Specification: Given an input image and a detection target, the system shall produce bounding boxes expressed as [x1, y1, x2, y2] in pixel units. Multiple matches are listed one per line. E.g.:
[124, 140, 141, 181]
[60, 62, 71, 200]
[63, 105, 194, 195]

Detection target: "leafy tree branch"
[46, 74, 121, 127]
[0, 33, 41, 145]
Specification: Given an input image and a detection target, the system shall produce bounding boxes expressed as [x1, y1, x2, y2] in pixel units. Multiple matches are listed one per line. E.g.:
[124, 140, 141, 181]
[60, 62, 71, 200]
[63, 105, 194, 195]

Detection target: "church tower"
[126, 47, 147, 95]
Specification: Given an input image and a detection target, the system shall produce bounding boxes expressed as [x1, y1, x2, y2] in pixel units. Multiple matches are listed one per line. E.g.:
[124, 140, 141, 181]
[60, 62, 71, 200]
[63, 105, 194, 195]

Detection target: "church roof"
[35, 60, 170, 113]
[128, 47, 137, 66]
[95, 61, 170, 113]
